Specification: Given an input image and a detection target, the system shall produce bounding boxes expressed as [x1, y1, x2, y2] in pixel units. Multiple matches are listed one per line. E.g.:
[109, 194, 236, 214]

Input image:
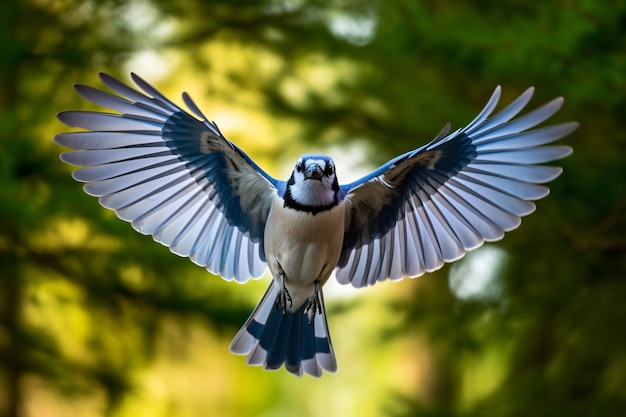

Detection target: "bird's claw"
[303, 282, 322, 325]
[275, 273, 292, 317]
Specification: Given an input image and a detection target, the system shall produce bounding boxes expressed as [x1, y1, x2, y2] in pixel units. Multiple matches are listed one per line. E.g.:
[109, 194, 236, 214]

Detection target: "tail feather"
[264, 310, 293, 370]
[230, 282, 337, 377]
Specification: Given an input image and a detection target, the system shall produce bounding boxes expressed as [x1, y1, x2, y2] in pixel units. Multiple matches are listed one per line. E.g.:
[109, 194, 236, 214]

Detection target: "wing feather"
[467, 87, 534, 135]
[338, 86, 576, 287]
[56, 73, 279, 282]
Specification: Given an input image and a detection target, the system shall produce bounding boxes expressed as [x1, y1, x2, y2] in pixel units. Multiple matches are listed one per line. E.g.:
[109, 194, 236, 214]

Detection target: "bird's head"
[284, 154, 339, 214]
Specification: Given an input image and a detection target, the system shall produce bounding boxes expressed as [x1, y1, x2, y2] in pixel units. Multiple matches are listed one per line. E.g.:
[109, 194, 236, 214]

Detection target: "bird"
[54, 73, 577, 377]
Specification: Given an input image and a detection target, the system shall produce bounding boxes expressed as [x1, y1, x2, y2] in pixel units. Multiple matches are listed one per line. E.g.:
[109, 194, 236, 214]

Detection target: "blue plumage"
[231, 282, 335, 376]
[55, 74, 576, 377]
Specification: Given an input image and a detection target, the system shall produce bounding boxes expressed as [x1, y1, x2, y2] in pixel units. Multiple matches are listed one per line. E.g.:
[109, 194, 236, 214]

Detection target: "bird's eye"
[296, 162, 303, 173]
[325, 164, 334, 176]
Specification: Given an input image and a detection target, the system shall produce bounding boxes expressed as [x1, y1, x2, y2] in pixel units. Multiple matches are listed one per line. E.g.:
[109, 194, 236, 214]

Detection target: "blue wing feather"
[341, 132, 476, 253]
[55, 73, 277, 282]
[337, 87, 576, 287]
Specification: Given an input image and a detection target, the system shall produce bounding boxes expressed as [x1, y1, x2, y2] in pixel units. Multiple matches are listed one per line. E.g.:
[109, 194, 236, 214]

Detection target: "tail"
[229, 282, 337, 377]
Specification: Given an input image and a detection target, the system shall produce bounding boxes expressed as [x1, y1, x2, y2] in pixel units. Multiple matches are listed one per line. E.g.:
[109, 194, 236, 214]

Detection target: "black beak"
[304, 164, 324, 180]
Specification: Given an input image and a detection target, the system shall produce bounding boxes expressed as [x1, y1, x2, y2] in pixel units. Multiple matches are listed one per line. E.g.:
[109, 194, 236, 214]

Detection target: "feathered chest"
[266, 196, 345, 245]
[264, 196, 345, 294]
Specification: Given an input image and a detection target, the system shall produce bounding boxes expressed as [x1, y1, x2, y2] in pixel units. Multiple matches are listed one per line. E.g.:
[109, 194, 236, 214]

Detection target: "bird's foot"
[303, 282, 322, 325]
[275, 273, 292, 317]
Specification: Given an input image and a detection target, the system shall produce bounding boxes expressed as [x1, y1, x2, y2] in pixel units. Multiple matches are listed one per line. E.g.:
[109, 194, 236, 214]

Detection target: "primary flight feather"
[55, 73, 576, 377]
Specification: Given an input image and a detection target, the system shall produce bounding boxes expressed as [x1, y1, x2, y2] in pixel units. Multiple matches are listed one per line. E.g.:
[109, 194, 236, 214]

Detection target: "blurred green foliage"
[1, 0, 625, 416]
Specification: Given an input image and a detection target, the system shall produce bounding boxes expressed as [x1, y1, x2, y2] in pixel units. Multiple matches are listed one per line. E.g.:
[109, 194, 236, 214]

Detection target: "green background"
[1, 0, 625, 416]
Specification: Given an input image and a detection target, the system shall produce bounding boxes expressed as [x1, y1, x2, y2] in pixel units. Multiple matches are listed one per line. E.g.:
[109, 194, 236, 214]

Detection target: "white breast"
[264, 195, 345, 310]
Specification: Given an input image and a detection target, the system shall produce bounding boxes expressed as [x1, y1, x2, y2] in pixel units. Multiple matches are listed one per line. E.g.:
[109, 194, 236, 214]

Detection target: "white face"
[288, 156, 338, 209]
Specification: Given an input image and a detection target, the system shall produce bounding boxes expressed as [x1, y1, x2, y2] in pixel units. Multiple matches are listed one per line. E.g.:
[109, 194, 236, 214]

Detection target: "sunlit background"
[1, 1, 625, 416]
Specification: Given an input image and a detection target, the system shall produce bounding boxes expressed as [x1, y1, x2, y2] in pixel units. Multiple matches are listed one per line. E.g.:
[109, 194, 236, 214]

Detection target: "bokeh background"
[1, 1, 625, 416]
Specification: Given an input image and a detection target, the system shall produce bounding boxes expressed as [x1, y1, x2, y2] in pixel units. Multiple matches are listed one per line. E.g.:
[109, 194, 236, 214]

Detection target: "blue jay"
[55, 73, 576, 377]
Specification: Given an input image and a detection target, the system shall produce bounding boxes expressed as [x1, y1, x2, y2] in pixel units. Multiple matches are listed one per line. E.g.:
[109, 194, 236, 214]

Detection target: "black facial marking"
[324, 163, 334, 176]
[283, 189, 338, 215]
[283, 164, 339, 215]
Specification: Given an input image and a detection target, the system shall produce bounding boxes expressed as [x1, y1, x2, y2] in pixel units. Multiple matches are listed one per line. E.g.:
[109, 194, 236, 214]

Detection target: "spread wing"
[55, 73, 281, 283]
[337, 86, 577, 287]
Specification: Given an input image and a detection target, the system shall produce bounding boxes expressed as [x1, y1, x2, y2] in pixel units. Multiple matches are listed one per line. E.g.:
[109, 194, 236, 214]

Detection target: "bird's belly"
[264, 197, 345, 309]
